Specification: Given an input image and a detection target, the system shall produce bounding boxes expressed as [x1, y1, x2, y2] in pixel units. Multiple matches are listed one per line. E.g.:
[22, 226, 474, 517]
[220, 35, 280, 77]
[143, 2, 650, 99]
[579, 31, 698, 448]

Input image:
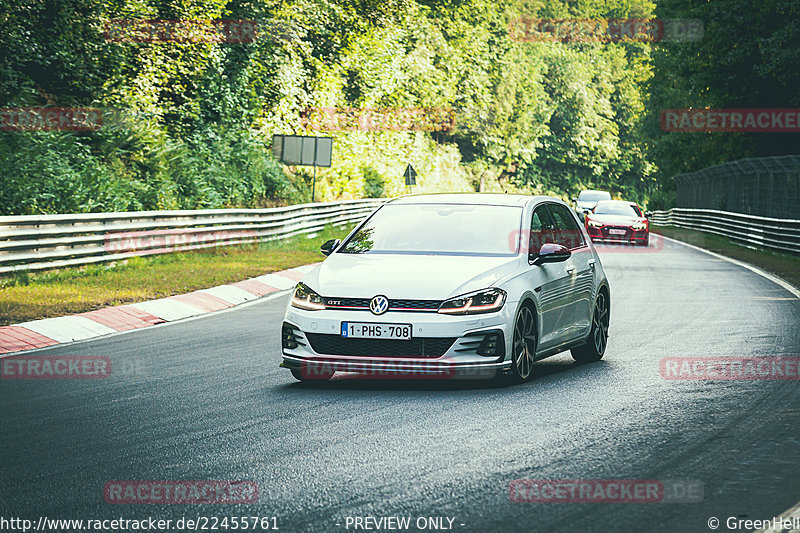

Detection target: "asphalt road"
[2, 234, 800, 533]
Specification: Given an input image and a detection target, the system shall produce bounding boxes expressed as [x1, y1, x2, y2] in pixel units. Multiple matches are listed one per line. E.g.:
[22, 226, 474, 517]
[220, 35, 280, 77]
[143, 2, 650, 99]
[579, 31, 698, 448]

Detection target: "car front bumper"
[586, 226, 648, 243]
[281, 306, 516, 379]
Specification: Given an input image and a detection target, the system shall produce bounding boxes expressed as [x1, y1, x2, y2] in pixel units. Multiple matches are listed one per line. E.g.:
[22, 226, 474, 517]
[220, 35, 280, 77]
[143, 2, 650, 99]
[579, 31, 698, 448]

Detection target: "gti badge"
[369, 295, 389, 315]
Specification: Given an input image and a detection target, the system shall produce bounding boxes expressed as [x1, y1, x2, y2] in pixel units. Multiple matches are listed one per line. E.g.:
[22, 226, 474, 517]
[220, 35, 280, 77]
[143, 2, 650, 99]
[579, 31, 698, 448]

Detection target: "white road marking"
[656, 234, 800, 298]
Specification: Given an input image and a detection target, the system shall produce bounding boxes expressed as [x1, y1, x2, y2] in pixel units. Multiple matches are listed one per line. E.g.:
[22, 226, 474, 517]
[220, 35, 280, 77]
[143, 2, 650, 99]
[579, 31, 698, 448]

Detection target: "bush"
[647, 189, 676, 211]
[0, 131, 142, 214]
[362, 167, 385, 198]
[0, 122, 300, 214]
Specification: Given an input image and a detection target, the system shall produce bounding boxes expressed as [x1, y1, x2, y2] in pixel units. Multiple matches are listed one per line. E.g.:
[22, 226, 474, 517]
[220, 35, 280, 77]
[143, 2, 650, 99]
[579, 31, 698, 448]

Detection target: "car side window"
[546, 204, 585, 249]
[529, 206, 555, 254]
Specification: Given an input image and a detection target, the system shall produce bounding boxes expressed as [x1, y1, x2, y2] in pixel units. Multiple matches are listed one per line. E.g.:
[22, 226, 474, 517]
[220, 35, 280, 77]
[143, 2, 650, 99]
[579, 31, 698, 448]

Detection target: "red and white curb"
[0, 264, 316, 355]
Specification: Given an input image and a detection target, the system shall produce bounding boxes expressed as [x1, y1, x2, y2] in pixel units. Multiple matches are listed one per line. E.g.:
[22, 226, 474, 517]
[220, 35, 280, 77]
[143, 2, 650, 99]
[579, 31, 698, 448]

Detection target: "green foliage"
[0, 0, 672, 214]
[646, 188, 674, 211]
[0, 0, 302, 214]
[507, 1, 657, 204]
[0, 131, 141, 214]
[646, 0, 800, 197]
[0, 120, 302, 214]
[362, 167, 385, 198]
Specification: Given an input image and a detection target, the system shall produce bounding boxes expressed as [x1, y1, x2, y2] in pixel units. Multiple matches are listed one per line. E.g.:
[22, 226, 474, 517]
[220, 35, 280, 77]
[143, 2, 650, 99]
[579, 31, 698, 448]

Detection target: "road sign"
[272, 135, 333, 202]
[404, 164, 417, 186]
[271, 135, 332, 167]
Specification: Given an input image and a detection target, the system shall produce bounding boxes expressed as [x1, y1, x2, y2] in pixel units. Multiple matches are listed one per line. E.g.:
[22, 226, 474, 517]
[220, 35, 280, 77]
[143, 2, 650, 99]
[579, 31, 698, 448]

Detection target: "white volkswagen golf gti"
[280, 193, 610, 382]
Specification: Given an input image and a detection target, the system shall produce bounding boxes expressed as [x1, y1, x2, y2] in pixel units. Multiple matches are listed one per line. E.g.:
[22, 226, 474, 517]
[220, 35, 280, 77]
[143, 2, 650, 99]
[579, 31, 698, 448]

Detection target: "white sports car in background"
[573, 189, 612, 220]
[280, 194, 610, 383]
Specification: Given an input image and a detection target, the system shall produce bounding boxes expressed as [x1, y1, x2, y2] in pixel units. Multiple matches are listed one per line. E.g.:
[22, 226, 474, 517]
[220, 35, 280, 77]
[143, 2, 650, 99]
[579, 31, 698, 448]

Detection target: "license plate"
[608, 229, 626, 235]
[341, 322, 412, 340]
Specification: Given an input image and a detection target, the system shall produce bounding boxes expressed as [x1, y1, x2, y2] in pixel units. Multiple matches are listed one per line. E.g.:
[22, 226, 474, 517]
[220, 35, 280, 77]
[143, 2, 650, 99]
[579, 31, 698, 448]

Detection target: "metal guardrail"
[0, 199, 385, 274]
[649, 208, 800, 254]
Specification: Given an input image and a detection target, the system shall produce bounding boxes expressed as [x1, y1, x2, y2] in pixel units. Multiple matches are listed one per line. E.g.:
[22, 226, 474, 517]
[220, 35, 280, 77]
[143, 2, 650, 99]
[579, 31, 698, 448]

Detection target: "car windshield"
[578, 191, 611, 202]
[593, 201, 639, 217]
[339, 203, 522, 256]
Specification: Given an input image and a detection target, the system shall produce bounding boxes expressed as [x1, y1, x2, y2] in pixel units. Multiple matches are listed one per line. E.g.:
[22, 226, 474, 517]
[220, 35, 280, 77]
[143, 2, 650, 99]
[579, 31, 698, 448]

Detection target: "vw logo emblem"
[369, 295, 389, 315]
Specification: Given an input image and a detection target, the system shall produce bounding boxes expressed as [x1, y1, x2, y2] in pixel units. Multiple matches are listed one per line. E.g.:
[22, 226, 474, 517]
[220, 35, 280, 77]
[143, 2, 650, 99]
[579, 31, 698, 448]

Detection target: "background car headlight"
[587, 219, 603, 228]
[438, 288, 506, 315]
[291, 283, 326, 310]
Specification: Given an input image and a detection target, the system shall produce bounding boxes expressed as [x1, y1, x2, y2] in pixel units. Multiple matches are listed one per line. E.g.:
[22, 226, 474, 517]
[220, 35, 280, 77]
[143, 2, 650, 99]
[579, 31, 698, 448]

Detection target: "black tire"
[291, 367, 334, 382]
[510, 305, 538, 382]
[571, 291, 609, 363]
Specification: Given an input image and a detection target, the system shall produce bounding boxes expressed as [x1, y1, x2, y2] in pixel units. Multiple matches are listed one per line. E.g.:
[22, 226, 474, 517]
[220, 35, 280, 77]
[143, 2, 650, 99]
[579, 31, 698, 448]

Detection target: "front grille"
[389, 299, 440, 310]
[324, 297, 442, 312]
[324, 297, 370, 308]
[306, 333, 456, 358]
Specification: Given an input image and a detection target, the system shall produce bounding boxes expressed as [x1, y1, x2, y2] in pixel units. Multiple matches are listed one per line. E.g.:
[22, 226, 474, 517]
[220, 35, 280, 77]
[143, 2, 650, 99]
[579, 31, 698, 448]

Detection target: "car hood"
[588, 214, 646, 225]
[302, 253, 521, 300]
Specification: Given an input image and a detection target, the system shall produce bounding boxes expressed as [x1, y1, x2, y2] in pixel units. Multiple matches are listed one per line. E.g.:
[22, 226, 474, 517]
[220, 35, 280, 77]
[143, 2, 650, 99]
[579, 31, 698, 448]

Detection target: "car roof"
[579, 189, 611, 194]
[596, 199, 633, 205]
[387, 193, 550, 207]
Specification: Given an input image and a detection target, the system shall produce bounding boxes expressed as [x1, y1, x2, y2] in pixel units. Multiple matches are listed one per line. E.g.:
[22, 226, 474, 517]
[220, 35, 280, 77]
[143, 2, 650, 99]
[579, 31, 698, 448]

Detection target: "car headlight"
[587, 219, 603, 228]
[291, 283, 326, 311]
[438, 288, 506, 315]
[632, 222, 647, 230]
